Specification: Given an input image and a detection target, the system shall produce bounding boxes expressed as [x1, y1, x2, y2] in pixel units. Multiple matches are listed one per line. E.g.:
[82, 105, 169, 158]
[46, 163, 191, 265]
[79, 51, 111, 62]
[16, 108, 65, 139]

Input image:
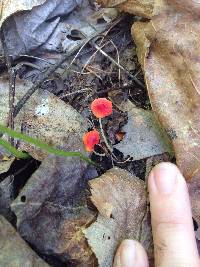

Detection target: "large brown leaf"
[84, 168, 153, 267]
[132, 1, 200, 225]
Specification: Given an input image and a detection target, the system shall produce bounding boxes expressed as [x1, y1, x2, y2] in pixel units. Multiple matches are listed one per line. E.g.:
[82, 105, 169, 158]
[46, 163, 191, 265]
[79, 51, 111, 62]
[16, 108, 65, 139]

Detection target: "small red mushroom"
[83, 130, 100, 152]
[91, 98, 112, 119]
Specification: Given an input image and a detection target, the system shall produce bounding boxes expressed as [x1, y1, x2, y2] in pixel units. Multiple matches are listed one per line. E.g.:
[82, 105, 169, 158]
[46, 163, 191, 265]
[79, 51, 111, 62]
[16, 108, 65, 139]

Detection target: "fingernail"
[115, 240, 135, 267]
[151, 163, 178, 194]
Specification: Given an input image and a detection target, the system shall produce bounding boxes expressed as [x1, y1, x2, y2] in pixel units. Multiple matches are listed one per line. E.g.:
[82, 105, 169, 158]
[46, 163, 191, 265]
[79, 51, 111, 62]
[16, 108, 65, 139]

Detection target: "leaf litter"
[2, 0, 200, 266]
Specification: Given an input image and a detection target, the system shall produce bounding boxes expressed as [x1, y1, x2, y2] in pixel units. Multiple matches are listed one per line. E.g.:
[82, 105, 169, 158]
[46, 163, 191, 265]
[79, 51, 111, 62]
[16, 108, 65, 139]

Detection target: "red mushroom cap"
[83, 130, 100, 152]
[91, 98, 112, 119]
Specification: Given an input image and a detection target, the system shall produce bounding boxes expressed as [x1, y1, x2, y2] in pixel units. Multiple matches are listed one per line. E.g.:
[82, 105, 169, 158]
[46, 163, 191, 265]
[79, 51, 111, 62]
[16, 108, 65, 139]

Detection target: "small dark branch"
[90, 39, 145, 89]
[8, 68, 16, 144]
[13, 33, 100, 118]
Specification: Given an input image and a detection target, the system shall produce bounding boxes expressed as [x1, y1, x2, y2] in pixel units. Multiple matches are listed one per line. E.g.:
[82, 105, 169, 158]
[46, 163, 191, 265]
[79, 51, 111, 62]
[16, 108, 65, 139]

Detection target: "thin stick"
[99, 118, 113, 153]
[8, 68, 16, 144]
[13, 33, 101, 118]
[60, 88, 92, 98]
[91, 42, 145, 88]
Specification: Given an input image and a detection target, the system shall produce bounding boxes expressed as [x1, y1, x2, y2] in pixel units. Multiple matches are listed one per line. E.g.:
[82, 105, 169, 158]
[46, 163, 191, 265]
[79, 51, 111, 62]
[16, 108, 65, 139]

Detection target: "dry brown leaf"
[132, 0, 200, 180]
[84, 167, 153, 267]
[131, 2, 200, 226]
[0, 74, 88, 160]
[0, 0, 46, 28]
[97, 0, 154, 17]
[0, 215, 49, 267]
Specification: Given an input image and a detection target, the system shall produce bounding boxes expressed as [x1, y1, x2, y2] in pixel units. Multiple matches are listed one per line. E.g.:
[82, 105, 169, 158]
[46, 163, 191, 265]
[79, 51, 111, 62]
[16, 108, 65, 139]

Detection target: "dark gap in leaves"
[97, 18, 107, 24]
[67, 29, 85, 41]
[193, 218, 198, 231]
[12, 158, 41, 198]
[20, 195, 26, 203]
[3, 157, 41, 198]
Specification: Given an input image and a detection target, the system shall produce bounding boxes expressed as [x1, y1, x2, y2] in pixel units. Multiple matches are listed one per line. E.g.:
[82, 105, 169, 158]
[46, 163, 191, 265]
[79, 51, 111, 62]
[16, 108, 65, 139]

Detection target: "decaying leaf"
[0, 215, 49, 267]
[1, 0, 115, 58]
[133, 9, 200, 182]
[0, 74, 88, 160]
[131, 1, 200, 227]
[84, 167, 153, 267]
[114, 100, 173, 160]
[0, 0, 46, 28]
[11, 155, 97, 266]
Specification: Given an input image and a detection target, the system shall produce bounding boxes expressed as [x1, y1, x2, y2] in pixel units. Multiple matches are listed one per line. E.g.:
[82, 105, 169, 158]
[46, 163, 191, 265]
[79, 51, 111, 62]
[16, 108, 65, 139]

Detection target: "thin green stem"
[0, 138, 29, 159]
[0, 124, 94, 164]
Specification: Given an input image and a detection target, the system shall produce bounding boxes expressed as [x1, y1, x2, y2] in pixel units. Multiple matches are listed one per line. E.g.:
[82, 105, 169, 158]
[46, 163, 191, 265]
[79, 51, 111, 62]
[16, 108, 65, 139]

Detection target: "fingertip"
[148, 162, 199, 267]
[148, 162, 186, 194]
[113, 240, 148, 267]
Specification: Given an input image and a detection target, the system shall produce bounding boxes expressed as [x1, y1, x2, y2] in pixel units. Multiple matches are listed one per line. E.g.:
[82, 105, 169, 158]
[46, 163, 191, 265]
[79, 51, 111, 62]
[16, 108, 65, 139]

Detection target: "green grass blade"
[0, 124, 93, 164]
[0, 138, 30, 159]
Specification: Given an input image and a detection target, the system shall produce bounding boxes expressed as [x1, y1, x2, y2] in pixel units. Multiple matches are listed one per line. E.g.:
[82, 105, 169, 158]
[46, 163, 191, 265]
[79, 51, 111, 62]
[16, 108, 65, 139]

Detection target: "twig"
[8, 68, 16, 145]
[60, 88, 92, 98]
[93, 150, 106, 157]
[99, 118, 113, 153]
[13, 33, 102, 118]
[90, 40, 145, 89]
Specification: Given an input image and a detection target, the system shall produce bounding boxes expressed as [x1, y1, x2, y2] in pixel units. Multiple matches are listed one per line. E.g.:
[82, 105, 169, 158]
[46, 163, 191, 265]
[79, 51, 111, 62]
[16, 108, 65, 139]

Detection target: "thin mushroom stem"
[99, 118, 113, 153]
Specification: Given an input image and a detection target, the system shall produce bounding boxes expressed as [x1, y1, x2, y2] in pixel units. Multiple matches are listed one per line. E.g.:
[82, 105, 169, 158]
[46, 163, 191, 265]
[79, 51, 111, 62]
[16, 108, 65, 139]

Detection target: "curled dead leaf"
[132, 0, 200, 183]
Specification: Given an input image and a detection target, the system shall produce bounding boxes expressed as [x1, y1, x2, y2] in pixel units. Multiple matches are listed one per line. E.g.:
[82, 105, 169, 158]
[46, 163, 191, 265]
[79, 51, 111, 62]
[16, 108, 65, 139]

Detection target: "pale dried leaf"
[0, 215, 49, 267]
[2, 0, 114, 57]
[84, 167, 153, 267]
[0, 0, 46, 28]
[114, 101, 173, 160]
[0, 74, 88, 160]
